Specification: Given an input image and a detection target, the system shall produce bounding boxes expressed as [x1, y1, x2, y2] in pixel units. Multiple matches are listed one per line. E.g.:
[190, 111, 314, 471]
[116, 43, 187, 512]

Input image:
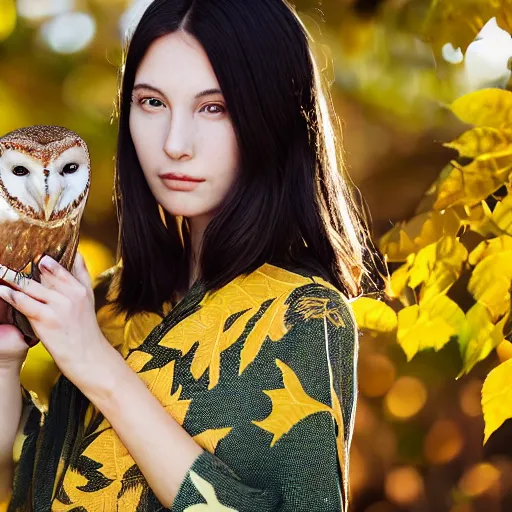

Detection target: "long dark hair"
[113, 0, 384, 316]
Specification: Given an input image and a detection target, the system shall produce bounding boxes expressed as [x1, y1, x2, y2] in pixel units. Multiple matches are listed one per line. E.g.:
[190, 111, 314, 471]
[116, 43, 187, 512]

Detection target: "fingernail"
[39, 256, 55, 272]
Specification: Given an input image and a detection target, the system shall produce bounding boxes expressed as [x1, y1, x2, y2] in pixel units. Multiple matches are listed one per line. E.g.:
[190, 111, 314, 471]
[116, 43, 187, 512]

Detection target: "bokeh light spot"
[459, 462, 501, 498]
[359, 353, 396, 398]
[424, 419, 464, 464]
[0, 0, 17, 42]
[385, 376, 427, 420]
[78, 237, 115, 281]
[459, 379, 483, 418]
[385, 466, 424, 505]
[17, 0, 74, 21]
[41, 12, 96, 54]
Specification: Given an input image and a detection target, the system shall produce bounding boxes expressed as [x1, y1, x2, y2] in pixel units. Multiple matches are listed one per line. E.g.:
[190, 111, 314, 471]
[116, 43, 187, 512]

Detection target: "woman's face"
[129, 31, 239, 220]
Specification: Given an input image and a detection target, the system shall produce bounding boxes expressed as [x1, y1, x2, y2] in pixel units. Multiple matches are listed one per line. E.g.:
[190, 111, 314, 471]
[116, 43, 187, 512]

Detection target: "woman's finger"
[0, 265, 58, 304]
[0, 285, 46, 321]
[71, 253, 94, 304]
[72, 253, 92, 289]
[38, 256, 76, 289]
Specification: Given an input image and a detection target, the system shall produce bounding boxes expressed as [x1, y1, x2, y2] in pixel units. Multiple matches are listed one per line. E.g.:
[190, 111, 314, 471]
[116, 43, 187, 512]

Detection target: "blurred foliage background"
[2, 0, 512, 511]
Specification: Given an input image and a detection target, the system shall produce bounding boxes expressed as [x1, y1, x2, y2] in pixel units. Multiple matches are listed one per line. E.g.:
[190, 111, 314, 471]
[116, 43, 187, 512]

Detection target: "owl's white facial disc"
[0, 149, 45, 213]
[50, 146, 90, 213]
[0, 146, 89, 220]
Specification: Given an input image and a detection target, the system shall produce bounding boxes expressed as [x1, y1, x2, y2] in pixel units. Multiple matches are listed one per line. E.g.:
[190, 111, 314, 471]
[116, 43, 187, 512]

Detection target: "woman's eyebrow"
[195, 88, 222, 99]
[132, 84, 222, 99]
[133, 83, 164, 95]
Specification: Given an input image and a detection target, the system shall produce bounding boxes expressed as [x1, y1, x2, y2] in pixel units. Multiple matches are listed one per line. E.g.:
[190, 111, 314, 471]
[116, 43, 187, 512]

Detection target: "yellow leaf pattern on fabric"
[295, 297, 346, 328]
[98, 305, 164, 358]
[125, 352, 191, 425]
[161, 303, 251, 390]
[238, 297, 289, 375]
[184, 471, 239, 512]
[397, 296, 465, 361]
[253, 360, 331, 447]
[351, 297, 397, 335]
[193, 428, 233, 454]
[458, 302, 508, 377]
[161, 264, 310, 389]
[97, 303, 126, 352]
[482, 358, 512, 444]
[123, 311, 165, 358]
[449, 89, 512, 129]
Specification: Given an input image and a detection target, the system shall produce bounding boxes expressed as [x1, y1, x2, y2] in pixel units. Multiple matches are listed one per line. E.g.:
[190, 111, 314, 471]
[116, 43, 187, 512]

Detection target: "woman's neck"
[187, 214, 211, 289]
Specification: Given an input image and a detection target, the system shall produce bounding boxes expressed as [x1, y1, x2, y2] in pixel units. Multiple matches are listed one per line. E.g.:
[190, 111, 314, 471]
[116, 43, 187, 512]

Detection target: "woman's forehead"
[135, 32, 221, 97]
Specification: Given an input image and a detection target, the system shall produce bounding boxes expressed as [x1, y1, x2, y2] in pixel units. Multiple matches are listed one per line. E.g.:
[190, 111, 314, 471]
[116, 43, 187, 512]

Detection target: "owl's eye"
[12, 166, 30, 177]
[62, 163, 79, 175]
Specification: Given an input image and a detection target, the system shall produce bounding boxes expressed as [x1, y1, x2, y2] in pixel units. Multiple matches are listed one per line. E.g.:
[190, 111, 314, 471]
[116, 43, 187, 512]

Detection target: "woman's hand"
[0, 254, 114, 393]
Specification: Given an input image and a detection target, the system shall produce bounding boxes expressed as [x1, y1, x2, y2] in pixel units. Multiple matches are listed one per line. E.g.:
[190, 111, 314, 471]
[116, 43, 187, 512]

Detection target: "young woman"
[0, 0, 382, 510]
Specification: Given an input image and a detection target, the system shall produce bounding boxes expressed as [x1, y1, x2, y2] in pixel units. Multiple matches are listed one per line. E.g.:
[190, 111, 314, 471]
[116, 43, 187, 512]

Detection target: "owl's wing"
[56, 222, 80, 271]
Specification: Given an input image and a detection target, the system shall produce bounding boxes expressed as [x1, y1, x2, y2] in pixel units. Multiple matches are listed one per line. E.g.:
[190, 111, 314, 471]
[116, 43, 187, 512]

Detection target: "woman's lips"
[159, 173, 205, 192]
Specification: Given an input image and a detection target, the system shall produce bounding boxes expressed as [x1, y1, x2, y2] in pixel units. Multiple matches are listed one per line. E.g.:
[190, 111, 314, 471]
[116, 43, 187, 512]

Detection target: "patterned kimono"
[7, 262, 358, 511]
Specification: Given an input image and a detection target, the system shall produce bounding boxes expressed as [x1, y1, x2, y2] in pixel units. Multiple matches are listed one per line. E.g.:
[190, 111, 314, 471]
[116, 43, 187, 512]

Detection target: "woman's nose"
[163, 114, 193, 161]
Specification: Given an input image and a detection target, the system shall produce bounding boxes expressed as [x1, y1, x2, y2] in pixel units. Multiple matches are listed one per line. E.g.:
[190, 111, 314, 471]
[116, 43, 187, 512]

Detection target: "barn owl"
[0, 125, 91, 344]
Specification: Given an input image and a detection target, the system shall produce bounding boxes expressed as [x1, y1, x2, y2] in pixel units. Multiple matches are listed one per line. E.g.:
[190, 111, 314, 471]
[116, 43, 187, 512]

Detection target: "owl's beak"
[44, 190, 63, 221]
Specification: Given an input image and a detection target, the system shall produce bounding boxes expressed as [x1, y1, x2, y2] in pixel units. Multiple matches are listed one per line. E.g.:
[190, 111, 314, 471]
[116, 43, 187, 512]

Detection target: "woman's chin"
[159, 203, 208, 219]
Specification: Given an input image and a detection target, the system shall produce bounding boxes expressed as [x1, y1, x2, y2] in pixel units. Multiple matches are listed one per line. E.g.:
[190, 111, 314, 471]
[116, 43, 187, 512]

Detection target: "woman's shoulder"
[240, 262, 355, 316]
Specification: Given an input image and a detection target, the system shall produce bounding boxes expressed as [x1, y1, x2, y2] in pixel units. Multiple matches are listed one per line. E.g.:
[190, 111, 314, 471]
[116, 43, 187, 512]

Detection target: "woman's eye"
[141, 98, 165, 108]
[62, 163, 79, 175]
[201, 104, 225, 115]
[12, 166, 29, 177]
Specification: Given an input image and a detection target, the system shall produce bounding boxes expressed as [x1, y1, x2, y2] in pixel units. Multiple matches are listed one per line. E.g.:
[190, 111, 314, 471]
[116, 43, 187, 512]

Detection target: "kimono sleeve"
[171, 283, 359, 512]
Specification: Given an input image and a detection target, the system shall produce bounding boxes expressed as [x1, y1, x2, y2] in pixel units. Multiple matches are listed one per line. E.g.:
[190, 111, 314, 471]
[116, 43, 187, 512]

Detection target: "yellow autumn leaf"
[482, 358, 512, 444]
[496, 340, 512, 363]
[253, 359, 332, 446]
[397, 295, 465, 361]
[379, 225, 417, 262]
[468, 235, 512, 266]
[468, 252, 512, 321]
[433, 151, 512, 210]
[408, 236, 468, 302]
[0, 0, 16, 42]
[449, 89, 512, 129]
[388, 263, 410, 299]
[444, 127, 512, 159]
[458, 302, 508, 377]
[489, 193, 512, 236]
[379, 209, 461, 262]
[351, 296, 397, 335]
[462, 201, 495, 238]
